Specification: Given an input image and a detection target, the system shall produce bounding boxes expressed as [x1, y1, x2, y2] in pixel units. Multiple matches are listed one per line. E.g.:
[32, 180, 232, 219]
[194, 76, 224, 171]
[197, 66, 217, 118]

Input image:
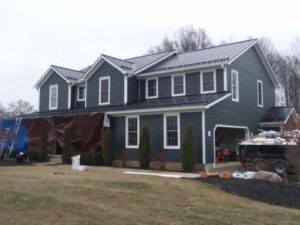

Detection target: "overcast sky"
[0, 0, 299, 109]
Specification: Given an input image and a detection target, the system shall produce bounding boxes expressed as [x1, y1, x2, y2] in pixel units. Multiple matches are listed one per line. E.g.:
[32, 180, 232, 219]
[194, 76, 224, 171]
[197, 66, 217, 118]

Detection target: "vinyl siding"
[205, 47, 276, 163]
[111, 112, 203, 163]
[39, 72, 68, 112]
[86, 62, 124, 107]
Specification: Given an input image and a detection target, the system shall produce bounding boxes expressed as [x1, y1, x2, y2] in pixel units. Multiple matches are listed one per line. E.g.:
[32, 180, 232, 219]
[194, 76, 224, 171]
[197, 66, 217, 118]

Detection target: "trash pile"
[200, 170, 283, 183]
[240, 130, 297, 146]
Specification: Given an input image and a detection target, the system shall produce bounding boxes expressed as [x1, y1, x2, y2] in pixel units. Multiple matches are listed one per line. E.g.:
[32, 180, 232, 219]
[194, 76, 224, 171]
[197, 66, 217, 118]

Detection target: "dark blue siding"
[216, 69, 224, 92]
[159, 76, 171, 98]
[205, 47, 276, 163]
[111, 117, 126, 159]
[39, 72, 68, 112]
[127, 77, 138, 103]
[186, 72, 200, 95]
[86, 62, 124, 107]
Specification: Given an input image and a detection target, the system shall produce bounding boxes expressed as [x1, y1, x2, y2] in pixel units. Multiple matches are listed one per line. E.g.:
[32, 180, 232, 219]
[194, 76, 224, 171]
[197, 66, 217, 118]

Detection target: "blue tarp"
[1, 118, 28, 153]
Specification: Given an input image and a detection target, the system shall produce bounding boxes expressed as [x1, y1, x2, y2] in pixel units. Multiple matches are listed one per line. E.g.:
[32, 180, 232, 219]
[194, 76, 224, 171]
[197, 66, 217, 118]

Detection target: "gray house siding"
[205, 47, 276, 163]
[86, 62, 124, 108]
[71, 85, 85, 109]
[127, 77, 139, 104]
[186, 72, 200, 95]
[216, 69, 224, 92]
[39, 72, 68, 112]
[111, 112, 203, 163]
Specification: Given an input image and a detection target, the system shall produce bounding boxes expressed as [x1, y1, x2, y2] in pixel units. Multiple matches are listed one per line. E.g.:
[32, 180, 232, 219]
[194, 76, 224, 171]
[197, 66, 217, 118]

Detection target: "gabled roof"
[140, 39, 257, 74]
[260, 107, 298, 126]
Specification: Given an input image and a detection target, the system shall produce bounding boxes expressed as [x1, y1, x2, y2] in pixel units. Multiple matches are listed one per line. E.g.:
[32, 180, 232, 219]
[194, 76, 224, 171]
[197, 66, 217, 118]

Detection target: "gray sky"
[0, 0, 299, 109]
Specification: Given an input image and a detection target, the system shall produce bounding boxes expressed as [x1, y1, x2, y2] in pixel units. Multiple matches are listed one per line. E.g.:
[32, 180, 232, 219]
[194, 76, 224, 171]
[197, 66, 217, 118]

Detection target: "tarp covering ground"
[1, 112, 106, 154]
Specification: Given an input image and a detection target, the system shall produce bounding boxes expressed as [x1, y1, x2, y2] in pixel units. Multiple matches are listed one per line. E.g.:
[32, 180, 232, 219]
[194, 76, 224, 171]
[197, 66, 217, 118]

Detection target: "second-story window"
[172, 74, 185, 96]
[49, 84, 58, 110]
[231, 70, 239, 102]
[146, 78, 158, 99]
[77, 86, 85, 101]
[201, 70, 216, 94]
[99, 76, 110, 105]
[257, 80, 263, 107]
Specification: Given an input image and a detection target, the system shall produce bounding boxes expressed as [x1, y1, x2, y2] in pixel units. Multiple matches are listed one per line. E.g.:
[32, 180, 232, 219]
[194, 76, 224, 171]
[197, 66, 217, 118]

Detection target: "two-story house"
[34, 39, 284, 169]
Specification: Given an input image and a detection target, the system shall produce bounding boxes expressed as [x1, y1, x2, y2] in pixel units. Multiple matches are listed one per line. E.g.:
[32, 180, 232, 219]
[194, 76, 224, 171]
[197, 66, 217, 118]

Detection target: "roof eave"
[34, 66, 70, 89]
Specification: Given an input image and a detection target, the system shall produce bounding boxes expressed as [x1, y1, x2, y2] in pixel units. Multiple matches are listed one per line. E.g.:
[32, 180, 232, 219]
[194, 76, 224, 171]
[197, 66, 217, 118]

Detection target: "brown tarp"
[26, 112, 105, 154]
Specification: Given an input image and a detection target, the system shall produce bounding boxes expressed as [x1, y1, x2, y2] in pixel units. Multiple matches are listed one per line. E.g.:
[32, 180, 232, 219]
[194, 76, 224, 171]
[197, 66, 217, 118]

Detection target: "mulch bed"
[191, 177, 300, 210]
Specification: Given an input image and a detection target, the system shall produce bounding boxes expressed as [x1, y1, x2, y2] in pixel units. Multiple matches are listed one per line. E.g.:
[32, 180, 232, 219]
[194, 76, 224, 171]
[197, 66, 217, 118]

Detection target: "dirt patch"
[192, 177, 300, 210]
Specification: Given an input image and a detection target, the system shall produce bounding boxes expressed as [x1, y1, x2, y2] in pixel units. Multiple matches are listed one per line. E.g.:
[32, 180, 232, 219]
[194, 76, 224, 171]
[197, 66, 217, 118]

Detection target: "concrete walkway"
[123, 169, 200, 178]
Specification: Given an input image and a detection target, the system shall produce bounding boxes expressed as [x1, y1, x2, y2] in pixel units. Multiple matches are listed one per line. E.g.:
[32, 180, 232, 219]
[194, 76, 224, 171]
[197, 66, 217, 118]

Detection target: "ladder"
[7, 117, 22, 158]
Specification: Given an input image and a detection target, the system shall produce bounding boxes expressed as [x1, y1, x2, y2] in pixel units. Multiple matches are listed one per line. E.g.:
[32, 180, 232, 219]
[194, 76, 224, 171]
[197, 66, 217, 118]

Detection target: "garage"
[214, 125, 249, 164]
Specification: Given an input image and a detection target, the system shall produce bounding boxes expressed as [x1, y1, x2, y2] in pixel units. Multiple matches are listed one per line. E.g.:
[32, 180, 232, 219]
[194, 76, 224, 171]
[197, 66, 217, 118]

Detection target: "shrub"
[40, 131, 48, 154]
[153, 150, 167, 170]
[80, 153, 103, 166]
[62, 152, 75, 164]
[181, 123, 197, 172]
[29, 149, 48, 162]
[139, 126, 151, 169]
[101, 129, 113, 166]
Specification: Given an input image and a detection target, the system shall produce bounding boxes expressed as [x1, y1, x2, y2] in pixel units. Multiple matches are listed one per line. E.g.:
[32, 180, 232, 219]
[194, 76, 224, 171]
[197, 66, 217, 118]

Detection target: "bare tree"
[0, 102, 7, 118]
[7, 99, 35, 116]
[148, 25, 213, 53]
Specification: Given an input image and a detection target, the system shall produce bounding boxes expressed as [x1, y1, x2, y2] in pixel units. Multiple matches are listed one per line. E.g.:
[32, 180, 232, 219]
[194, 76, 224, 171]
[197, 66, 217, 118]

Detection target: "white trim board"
[200, 69, 217, 94]
[145, 77, 158, 99]
[163, 113, 181, 149]
[212, 124, 250, 168]
[34, 67, 69, 89]
[76, 85, 86, 102]
[99, 76, 111, 105]
[171, 74, 186, 97]
[49, 84, 58, 110]
[125, 115, 140, 149]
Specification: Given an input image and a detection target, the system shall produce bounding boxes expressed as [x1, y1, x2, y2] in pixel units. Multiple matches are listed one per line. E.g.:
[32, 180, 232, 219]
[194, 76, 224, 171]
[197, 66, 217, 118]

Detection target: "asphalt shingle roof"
[261, 107, 295, 123]
[19, 92, 230, 118]
[142, 39, 257, 73]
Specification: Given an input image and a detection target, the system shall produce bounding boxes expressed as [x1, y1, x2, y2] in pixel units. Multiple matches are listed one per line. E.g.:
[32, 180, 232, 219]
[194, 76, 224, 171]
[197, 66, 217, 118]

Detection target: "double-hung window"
[146, 78, 158, 98]
[99, 77, 110, 105]
[201, 70, 216, 94]
[126, 116, 139, 148]
[257, 80, 263, 107]
[164, 114, 180, 149]
[231, 70, 239, 102]
[49, 85, 58, 110]
[77, 86, 85, 101]
[172, 74, 185, 96]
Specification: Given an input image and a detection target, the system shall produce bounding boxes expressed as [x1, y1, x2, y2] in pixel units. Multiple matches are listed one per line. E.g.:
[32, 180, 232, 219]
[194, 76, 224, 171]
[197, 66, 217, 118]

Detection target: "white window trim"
[163, 113, 180, 149]
[171, 74, 186, 97]
[49, 84, 58, 110]
[77, 85, 86, 102]
[200, 70, 217, 94]
[145, 77, 158, 99]
[231, 70, 239, 102]
[257, 80, 264, 107]
[125, 115, 140, 149]
[99, 76, 110, 105]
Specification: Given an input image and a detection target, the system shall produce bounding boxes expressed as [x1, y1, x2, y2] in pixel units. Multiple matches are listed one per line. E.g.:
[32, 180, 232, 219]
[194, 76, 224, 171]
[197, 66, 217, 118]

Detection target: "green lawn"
[0, 165, 299, 225]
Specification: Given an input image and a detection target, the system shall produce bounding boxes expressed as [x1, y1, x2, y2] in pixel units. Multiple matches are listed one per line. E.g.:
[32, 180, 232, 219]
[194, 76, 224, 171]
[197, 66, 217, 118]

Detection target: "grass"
[0, 165, 299, 225]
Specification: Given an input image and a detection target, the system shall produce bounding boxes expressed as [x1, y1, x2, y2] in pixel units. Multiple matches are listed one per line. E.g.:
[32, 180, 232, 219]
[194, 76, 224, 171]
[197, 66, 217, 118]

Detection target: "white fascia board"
[107, 105, 206, 116]
[260, 122, 283, 127]
[205, 93, 232, 109]
[134, 51, 177, 75]
[81, 55, 128, 81]
[34, 66, 70, 89]
[136, 62, 225, 78]
[227, 40, 258, 65]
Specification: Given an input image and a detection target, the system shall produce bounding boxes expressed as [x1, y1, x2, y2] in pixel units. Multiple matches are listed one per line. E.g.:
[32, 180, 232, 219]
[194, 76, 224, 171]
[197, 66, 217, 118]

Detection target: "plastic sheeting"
[1, 118, 28, 153]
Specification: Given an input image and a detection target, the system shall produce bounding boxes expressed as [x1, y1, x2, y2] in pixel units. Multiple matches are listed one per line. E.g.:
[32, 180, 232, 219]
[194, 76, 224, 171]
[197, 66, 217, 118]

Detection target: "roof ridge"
[177, 39, 258, 55]
[51, 65, 85, 73]
[125, 50, 175, 60]
[102, 54, 134, 64]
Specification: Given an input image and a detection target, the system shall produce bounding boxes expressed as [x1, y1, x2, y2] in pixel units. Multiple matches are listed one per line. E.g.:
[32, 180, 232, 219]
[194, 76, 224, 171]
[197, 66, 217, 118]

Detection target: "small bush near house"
[101, 128, 113, 166]
[80, 153, 103, 166]
[61, 132, 74, 164]
[153, 150, 167, 170]
[62, 152, 75, 164]
[181, 123, 197, 172]
[139, 126, 151, 169]
[28, 149, 48, 162]
[118, 149, 130, 167]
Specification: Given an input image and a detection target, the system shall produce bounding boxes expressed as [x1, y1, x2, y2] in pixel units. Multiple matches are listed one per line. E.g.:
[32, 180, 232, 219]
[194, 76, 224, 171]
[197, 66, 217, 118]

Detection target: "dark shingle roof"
[261, 107, 295, 123]
[52, 65, 85, 81]
[19, 92, 230, 118]
[142, 39, 257, 73]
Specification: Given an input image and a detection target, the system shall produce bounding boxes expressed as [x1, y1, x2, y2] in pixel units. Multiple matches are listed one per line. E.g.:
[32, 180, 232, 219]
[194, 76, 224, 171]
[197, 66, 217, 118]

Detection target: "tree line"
[148, 25, 300, 110]
[0, 99, 35, 118]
